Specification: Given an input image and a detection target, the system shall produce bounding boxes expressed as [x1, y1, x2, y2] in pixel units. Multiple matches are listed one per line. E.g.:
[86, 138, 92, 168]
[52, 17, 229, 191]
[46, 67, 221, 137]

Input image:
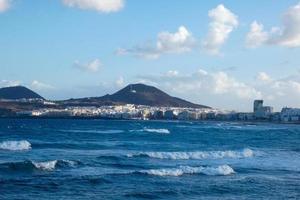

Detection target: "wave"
[131, 128, 170, 134]
[0, 140, 31, 151]
[128, 148, 254, 160]
[139, 165, 235, 176]
[0, 159, 78, 172]
[144, 128, 170, 134]
[59, 129, 124, 134]
[32, 160, 58, 171]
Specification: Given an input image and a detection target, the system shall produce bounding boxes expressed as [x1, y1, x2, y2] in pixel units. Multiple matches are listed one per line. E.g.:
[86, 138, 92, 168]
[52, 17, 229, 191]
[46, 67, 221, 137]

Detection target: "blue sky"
[1, 0, 300, 111]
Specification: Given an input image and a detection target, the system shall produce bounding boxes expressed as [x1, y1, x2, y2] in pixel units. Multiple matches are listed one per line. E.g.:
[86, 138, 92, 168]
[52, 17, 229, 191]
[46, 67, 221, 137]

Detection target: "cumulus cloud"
[0, 80, 20, 87]
[256, 72, 272, 82]
[73, 58, 102, 72]
[62, 0, 124, 13]
[30, 80, 55, 91]
[118, 26, 195, 59]
[0, 0, 11, 13]
[253, 72, 300, 107]
[202, 4, 239, 55]
[136, 69, 300, 111]
[246, 2, 300, 48]
[246, 21, 269, 48]
[137, 69, 261, 110]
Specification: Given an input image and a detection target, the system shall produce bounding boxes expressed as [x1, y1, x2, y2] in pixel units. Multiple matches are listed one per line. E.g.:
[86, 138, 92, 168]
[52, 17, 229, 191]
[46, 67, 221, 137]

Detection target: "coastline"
[1, 116, 299, 125]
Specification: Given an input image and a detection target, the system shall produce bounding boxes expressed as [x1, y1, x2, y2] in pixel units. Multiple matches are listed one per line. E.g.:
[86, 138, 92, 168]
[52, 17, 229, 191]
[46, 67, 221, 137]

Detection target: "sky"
[1, 0, 300, 111]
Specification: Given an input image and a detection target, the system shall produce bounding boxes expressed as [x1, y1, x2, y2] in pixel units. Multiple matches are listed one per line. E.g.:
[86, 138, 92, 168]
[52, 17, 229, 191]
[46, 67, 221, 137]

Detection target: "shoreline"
[0, 116, 299, 125]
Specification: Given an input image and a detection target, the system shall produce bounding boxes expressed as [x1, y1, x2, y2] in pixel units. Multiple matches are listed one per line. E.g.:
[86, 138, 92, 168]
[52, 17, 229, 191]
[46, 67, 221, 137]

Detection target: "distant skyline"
[1, 0, 300, 111]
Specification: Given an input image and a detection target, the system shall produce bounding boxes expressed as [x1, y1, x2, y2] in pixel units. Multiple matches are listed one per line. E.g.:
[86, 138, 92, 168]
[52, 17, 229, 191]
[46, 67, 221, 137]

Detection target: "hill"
[63, 83, 210, 109]
[0, 86, 44, 100]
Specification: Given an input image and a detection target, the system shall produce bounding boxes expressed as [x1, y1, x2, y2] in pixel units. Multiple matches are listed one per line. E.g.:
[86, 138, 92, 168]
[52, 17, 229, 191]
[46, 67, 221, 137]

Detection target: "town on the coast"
[1, 84, 300, 123]
[15, 99, 300, 123]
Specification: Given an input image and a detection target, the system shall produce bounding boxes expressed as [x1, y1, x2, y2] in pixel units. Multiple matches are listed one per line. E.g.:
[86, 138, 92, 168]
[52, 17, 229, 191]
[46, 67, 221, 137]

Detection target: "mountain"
[64, 83, 210, 109]
[0, 86, 44, 100]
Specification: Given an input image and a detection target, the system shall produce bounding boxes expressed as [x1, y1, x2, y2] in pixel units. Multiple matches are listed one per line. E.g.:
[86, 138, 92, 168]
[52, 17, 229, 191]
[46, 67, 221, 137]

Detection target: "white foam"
[32, 160, 57, 171]
[143, 128, 170, 134]
[130, 128, 170, 134]
[0, 140, 31, 151]
[31, 159, 76, 171]
[140, 165, 235, 176]
[129, 148, 254, 160]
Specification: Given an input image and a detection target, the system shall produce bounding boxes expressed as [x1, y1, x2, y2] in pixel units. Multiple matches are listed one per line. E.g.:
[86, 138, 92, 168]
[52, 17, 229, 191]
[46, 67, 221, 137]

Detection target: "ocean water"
[0, 119, 299, 200]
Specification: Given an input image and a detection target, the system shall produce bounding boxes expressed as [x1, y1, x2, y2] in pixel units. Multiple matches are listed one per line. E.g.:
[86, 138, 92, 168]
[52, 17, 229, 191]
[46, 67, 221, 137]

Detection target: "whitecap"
[129, 148, 254, 160]
[0, 140, 31, 151]
[130, 128, 170, 134]
[31, 159, 77, 171]
[32, 160, 57, 171]
[144, 129, 170, 134]
[140, 165, 235, 176]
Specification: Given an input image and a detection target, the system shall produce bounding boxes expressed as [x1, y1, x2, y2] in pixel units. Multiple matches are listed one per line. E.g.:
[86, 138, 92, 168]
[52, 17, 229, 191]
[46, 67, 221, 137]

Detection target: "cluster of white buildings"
[17, 104, 216, 120]
[15, 100, 300, 123]
[280, 107, 300, 122]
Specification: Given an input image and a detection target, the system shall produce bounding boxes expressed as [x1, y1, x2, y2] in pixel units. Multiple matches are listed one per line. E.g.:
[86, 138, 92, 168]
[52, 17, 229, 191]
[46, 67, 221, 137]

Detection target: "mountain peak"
[119, 83, 165, 94]
[0, 86, 44, 100]
[103, 83, 209, 108]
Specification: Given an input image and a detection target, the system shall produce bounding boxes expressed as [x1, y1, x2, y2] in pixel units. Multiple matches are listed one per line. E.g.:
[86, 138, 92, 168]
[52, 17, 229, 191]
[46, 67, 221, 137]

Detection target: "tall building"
[254, 100, 263, 113]
[253, 100, 273, 119]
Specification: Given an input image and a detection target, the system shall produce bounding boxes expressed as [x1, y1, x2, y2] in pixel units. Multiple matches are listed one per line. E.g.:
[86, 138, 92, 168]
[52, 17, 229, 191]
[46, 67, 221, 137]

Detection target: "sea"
[0, 119, 299, 200]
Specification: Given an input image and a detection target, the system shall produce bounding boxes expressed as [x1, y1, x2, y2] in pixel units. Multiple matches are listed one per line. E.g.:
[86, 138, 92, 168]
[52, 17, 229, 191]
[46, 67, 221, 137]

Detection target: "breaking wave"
[144, 129, 170, 134]
[139, 165, 235, 176]
[0, 140, 31, 151]
[131, 128, 170, 134]
[0, 159, 79, 172]
[128, 148, 254, 160]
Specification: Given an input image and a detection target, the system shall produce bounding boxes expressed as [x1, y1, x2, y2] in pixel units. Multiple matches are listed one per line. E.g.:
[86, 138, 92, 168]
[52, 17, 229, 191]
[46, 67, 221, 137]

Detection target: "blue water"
[0, 119, 299, 200]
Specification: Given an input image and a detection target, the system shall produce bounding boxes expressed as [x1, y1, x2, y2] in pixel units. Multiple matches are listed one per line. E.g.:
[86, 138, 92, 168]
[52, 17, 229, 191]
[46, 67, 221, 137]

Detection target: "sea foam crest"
[32, 159, 77, 171]
[129, 148, 254, 160]
[32, 160, 57, 171]
[143, 128, 170, 134]
[1, 159, 78, 172]
[140, 165, 235, 176]
[130, 128, 170, 134]
[0, 140, 31, 151]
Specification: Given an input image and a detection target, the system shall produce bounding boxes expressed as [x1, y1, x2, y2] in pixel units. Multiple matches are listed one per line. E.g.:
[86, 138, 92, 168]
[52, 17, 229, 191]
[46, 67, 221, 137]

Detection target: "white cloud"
[73, 58, 102, 72]
[118, 26, 195, 59]
[0, 0, 11, 13]
[137, 69, 300, 111]
[156, 26, 194, 54]
[246, 2, 300, 48]
[31, 80, 55, 91]
[212, 72, 261, 99]
[253, 72, 300, 109]
[115, 76, 125, 88]
[202, 4, 238, 55]
[0, 80, 20, 87]
[273, 2, 300, 47]
[137, 69, 261, 110]
[166, 70, 179, 77]
[256, 72, 272, 82]
[62, 0, 124, 13]
[246, 21, 269, 48]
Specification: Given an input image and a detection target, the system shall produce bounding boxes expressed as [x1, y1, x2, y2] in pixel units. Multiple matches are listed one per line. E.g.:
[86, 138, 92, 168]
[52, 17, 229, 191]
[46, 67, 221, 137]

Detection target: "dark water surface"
[0, 119, 299, 199]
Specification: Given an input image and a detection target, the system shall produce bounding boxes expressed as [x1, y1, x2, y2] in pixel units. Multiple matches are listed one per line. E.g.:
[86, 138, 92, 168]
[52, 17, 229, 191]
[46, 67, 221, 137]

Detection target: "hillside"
[63, 83, 210, 109]
[0, 86, 44, 100]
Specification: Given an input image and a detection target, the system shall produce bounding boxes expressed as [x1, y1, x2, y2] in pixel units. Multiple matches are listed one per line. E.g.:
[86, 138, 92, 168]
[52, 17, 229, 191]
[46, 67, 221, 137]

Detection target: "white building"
[280, 108, 300, 122]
